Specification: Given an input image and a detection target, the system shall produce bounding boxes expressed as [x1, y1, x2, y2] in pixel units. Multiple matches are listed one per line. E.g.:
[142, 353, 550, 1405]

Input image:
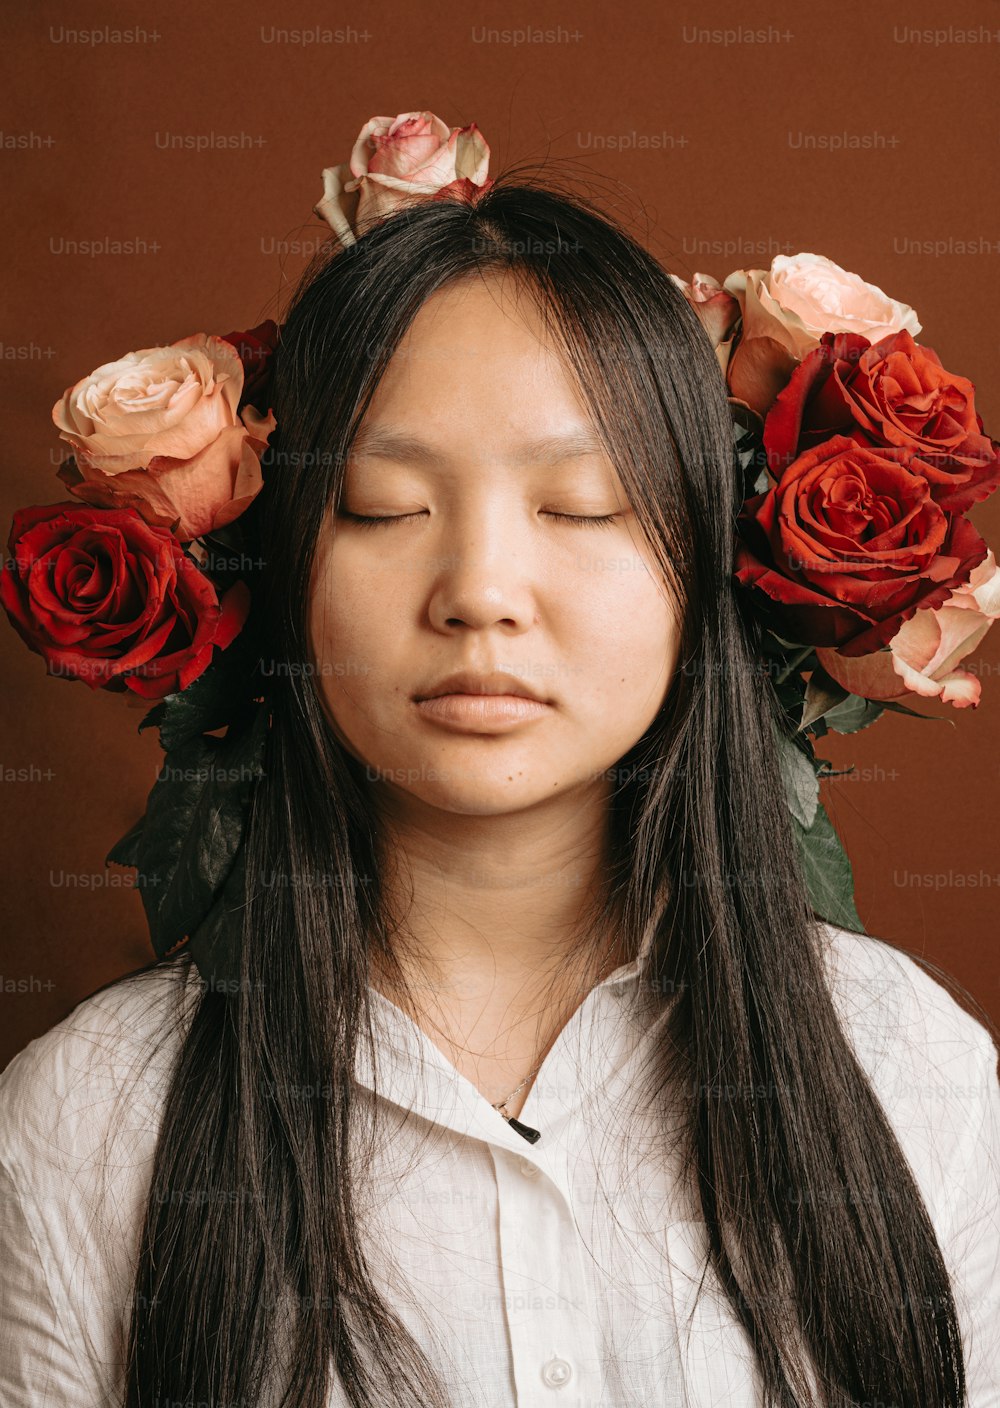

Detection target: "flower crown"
[4, 109, 998, 985]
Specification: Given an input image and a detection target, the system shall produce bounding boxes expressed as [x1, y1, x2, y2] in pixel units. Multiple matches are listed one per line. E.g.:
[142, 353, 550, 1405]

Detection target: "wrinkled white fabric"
[0, 921, 998, 1406]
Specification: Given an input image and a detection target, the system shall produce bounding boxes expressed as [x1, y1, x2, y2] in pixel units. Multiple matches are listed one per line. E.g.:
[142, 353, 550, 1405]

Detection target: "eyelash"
[340, 511, 621, 531]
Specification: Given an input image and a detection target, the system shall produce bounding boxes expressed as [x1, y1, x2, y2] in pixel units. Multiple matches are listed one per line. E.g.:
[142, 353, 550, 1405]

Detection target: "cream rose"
[815, 549, 1000, 710]
[669, 271, 741, 379]
[52, 333, 274, 542]
[722, 253, 922, 418]
[314, 110, 492, 249]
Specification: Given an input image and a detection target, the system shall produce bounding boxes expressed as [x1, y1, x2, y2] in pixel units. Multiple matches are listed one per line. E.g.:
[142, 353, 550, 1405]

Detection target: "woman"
[1, 170, 998, 1408]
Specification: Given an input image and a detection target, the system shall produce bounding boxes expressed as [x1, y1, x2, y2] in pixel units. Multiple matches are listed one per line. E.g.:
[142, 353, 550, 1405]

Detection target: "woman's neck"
[368, 906, 631, 1118]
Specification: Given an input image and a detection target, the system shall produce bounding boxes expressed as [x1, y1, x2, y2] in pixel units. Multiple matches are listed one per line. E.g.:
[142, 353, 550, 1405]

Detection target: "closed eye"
[546, 512, 620, 530]
[339, 511, 621, 531]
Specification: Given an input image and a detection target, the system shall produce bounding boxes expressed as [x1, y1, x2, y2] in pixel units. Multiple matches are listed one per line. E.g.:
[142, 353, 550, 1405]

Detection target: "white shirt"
[1, 920, 998, 1406]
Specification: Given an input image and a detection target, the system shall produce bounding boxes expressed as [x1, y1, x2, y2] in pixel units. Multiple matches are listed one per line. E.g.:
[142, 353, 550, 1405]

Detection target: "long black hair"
[116, 165, 973, 1406]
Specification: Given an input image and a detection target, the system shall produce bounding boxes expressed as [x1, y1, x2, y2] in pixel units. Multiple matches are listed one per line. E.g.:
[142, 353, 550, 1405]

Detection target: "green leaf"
[186, 841, 248, 991]
[878, 699, 954, 722]
[124, 700, 269, 962]
[775, 681, 807, 730]
[150, 625, 264, 753]
[776, 730, 820, 830]
[106, 813, 146, 870]
[798, 668, 850, 732]
[820, 692, 886, 736]
[768, 663, 809, 734]
[138, 702, 166, 737]
[789, 799, 865, 934]
[196, 520, 251, 560]
[816, 762, 858, 782]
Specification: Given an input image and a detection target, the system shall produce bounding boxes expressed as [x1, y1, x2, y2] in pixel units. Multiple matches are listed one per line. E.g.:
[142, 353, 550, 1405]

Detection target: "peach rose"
[314, 110, 492, 249]
[52, 333, 275, 542]
[722, 253, 922, 419]
[815, 548, 1000, 709]
[669, 272, 741, 378]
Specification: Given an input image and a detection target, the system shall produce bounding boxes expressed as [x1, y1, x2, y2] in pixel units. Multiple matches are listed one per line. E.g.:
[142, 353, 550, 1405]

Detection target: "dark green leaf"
[186, 841, 248, 991]
[152, 626, 264, 752]
[789, 800, 865, 933]
[776, 730, 820, 830]
[816, 762, 858, 781]
[799, 668, 850, 732]
[879, 699, 954, 722]
[106, 813, 146, 869]
[774, 674, 808, 732]
[138, 702, 166, 736]
[820, 692, 886, 736]
[126, 700, 269, 961]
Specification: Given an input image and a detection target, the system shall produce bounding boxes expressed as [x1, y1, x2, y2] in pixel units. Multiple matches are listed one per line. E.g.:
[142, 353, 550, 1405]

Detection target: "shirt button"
[518, 1157, 541, 1179]
[540, 1357, 573, 1388]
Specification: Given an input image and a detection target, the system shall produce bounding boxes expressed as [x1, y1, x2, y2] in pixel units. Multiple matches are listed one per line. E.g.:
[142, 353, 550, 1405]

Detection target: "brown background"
[2, 0, 999, 1068]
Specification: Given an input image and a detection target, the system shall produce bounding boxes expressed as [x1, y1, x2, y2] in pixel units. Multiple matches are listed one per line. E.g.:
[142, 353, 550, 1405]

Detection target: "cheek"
[576, 552, 678, 650]
[608, 623, 678, 716]
[307, 554, 385, 716]
[572, 561, 680, 717]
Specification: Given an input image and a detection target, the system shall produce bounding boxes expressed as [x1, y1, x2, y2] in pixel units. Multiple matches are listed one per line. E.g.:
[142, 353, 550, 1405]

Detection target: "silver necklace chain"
[490, 935, 622, 1120]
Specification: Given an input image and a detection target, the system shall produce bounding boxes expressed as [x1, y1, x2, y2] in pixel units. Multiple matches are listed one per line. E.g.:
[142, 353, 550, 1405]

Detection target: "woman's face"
[307, 273, 682, 818]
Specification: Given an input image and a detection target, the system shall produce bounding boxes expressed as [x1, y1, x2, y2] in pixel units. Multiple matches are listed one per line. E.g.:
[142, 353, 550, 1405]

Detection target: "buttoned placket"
[353, 963, 652, 1406]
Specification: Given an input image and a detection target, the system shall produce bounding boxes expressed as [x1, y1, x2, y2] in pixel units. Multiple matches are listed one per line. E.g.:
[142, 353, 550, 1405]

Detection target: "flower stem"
[776, 645, 815, 685]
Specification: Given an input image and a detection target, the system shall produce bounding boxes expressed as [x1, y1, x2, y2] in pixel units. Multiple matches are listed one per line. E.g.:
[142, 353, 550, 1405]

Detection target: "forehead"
[404, 269, 551, 339]
[354, 274, 604, 461]
[380, 273, 573, 385]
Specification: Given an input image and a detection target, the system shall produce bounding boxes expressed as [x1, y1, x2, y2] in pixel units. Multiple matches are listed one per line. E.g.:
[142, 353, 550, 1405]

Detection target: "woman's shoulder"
[0, 959, 203, 1399]
[817, 918, 998, 1078]
[818, 919, 999, 1233]
[0, 956, 201, 1178]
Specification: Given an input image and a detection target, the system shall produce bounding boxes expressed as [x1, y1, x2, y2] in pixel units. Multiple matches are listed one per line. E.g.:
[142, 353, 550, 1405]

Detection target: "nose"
[424, 503, 539, 634]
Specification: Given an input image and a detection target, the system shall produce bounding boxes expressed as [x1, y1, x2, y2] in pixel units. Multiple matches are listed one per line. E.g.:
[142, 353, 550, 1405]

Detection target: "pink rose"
[722, 253, 922, 419]
[669, 272, 741, 379]
[52, 333, 276, 542]
[314, 110, 492, 249]
[815, 549, 1000, 709]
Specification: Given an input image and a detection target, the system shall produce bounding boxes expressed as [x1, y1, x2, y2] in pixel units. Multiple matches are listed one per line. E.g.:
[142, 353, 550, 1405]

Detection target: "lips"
[413, 692, 551, 730]
[414, 670, 548, 703]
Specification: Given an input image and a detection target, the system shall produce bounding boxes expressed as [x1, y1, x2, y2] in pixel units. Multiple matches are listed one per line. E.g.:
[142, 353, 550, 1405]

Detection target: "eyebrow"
[349, 426, 609, 467]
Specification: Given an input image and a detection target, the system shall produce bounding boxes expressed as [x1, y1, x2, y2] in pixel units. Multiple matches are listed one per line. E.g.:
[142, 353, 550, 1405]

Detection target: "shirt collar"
[352, 897, 668, 1142]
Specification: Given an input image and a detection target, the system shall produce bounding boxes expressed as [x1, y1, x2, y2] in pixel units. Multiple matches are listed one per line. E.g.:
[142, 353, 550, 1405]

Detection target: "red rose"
[0, 502, 250, 700]
[219, 318, 280, 410]
[734, 434, 989, 656]
[763, 329, 1000, 514]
